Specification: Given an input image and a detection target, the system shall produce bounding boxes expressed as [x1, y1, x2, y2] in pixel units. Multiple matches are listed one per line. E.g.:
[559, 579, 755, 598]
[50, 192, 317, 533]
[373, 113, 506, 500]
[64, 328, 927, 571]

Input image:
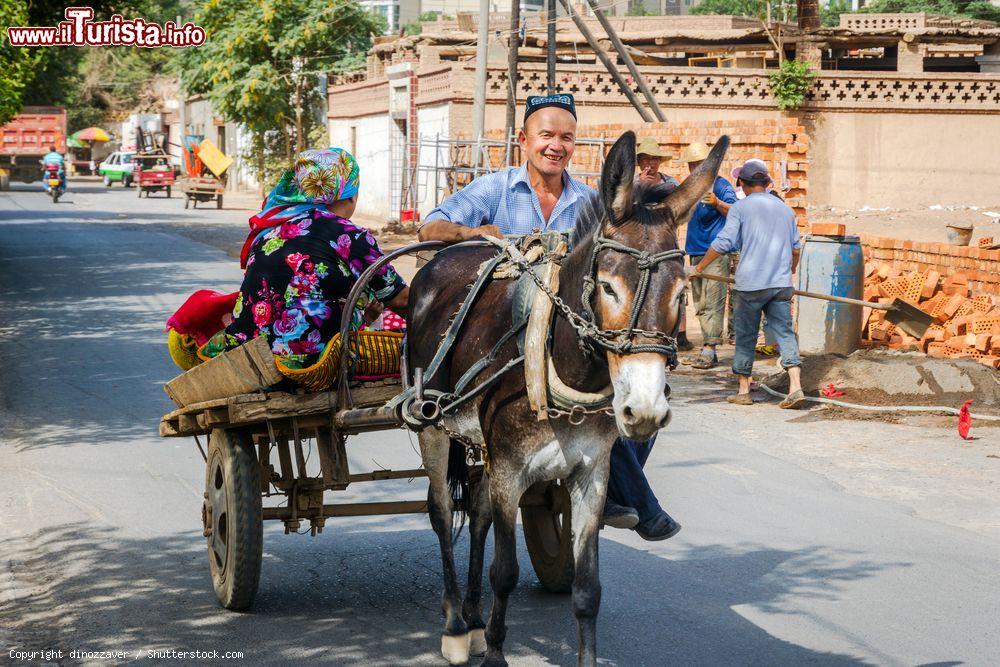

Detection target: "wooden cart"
[159, 336, 573, 610]
[179, 176, 225, 209]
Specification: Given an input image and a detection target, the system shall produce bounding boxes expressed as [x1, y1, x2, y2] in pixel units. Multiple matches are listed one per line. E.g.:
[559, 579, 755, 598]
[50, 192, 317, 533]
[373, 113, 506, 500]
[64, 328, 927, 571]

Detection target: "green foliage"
[19, 0, 185, 131]
[860, 0, 1000, 22]
[626, 1, 653, 16]
[176, 0, 381, 185]
[768, 58, 816, 110]
[690, 0, 766, 17]
[0, 0, 38, 125]
[821, 0, 851, 26]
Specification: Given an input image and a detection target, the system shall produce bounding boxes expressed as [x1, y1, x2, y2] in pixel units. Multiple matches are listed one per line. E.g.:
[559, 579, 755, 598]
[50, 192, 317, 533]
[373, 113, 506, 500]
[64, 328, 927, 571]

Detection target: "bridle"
[567, 229, 686, 367]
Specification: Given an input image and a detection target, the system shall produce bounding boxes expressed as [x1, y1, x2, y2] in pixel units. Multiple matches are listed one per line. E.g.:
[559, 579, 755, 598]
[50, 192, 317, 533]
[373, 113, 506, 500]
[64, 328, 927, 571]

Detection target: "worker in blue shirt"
[680, 142, 737, 369]
[419, 94, 681, 541]
[40, 145, 66, 189]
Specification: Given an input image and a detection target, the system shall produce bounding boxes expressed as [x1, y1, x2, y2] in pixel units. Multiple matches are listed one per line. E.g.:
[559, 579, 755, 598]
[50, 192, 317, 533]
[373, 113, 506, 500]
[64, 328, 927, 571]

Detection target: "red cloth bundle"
[165, 289, 239, 346]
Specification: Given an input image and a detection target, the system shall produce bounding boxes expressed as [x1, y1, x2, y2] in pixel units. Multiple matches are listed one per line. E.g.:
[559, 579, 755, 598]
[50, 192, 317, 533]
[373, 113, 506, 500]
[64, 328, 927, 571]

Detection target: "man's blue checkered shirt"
[424, 164, 596, 235]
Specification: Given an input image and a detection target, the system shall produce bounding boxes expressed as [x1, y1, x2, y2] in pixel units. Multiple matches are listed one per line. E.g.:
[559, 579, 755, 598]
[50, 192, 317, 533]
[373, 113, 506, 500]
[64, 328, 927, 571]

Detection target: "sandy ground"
[810, 203, 1000, 245]
[3, 180, 998, 665]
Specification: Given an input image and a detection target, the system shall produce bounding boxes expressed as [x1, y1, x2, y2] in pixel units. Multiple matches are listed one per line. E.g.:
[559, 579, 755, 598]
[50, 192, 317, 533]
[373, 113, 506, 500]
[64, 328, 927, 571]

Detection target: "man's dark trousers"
[607, 436, 663, 521]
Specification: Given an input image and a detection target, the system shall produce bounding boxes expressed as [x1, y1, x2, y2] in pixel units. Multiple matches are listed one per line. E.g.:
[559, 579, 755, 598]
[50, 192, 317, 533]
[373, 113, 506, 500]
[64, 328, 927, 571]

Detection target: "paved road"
[1, 182, 998, 666]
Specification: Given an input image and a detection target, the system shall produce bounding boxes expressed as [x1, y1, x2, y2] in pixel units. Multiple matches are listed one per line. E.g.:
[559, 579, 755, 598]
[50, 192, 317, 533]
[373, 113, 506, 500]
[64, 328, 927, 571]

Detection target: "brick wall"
[861, 235, 1000, 296]
[483, 118, 809, 223]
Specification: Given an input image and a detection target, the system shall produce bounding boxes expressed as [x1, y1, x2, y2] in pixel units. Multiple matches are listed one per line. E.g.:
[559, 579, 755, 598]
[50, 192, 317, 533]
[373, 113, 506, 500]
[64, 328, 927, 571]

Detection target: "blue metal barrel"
[795, 234, 865, 355]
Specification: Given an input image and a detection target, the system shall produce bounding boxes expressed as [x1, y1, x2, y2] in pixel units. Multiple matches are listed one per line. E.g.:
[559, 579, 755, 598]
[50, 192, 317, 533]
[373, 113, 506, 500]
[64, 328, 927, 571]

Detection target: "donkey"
[407, 131, 729, 666]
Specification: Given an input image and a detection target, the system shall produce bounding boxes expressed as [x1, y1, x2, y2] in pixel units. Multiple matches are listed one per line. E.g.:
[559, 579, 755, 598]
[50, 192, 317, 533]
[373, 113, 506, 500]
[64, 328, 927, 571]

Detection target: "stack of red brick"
[861, 263, 1000, 368]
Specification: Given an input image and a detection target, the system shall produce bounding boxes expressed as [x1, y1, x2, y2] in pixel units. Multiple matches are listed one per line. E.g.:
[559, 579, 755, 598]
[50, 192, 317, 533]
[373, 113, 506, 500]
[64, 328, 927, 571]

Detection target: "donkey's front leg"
[418, 428, 470, 664]
[463, 472, 492, 657]
[483, 477, 522, 667]
[567, 457, 611, 667]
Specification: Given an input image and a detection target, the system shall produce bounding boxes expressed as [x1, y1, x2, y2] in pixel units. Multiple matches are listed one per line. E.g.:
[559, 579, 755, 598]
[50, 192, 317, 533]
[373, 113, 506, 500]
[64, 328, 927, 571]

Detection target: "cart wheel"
[217, 195, 223, 210]
[166, 186, 172, 198]
[521, 481, 574, 593]
[137, 186, 143, 198]
[205, 428, 262, 610]
[184, 196, 190, 209]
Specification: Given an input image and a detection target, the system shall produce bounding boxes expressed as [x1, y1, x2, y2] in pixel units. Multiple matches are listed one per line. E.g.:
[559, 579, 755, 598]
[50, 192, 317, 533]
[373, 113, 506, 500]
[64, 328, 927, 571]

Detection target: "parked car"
[98, 151, 136, 187]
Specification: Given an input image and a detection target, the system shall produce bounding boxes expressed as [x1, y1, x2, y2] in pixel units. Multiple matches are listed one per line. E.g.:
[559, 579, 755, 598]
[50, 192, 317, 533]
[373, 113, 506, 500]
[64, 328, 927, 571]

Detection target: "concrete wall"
[330, 115, 392, 219]
[807, 111, 1000, 209]
[415, 104, 450, 218]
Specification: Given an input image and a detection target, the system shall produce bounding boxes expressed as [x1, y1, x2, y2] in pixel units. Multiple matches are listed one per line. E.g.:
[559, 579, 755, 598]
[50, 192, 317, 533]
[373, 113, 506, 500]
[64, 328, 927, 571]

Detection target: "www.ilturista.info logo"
[6, 6, 206, 48]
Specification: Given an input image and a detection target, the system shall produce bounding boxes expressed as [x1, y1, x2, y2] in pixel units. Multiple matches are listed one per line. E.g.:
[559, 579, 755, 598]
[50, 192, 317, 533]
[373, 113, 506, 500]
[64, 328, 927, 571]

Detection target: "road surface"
[1, 181, 998, 665]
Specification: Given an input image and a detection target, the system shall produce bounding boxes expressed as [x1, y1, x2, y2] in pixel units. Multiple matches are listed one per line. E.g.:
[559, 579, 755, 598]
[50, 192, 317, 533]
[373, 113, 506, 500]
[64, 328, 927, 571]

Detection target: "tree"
[175, 0, 383, 188]
[0, 0, 37, 125]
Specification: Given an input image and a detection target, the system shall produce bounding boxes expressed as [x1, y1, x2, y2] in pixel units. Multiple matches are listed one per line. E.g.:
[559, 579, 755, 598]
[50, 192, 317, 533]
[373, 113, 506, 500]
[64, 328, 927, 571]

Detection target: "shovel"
[696, 273, 933, 338]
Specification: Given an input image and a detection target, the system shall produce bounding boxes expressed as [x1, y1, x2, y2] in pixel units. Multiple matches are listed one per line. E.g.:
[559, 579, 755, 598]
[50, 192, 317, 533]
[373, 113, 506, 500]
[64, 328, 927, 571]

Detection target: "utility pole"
[546, 0, 556, 94]
[473, 0, 490, 167]
[505, 0, 521, 143]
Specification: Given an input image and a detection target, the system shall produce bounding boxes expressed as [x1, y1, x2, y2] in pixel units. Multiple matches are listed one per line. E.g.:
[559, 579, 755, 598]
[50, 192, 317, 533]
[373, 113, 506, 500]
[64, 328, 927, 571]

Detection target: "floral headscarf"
[240, 147, 360, 268]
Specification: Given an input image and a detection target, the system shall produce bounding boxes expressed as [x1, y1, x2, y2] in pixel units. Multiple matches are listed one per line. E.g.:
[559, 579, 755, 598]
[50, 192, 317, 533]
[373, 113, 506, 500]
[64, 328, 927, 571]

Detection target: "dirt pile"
[763, 349, 1000, 411]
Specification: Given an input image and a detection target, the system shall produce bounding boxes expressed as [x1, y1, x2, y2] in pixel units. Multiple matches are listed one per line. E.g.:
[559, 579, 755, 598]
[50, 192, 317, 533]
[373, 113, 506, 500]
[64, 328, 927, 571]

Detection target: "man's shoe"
[634, 511, 682, 541]
[602, 500, 640, 529]
[677, 335, 694, 352]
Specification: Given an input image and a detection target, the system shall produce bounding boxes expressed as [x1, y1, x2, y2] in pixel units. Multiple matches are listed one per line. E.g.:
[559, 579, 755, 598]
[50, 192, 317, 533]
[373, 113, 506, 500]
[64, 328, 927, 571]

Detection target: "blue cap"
[524, 94, 577, 124]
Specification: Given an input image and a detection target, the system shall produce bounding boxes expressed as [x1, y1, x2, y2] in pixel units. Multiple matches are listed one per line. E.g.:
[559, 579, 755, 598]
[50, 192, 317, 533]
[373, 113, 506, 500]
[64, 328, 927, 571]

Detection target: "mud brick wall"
[861, 235, 1000, 297]
[482, 118, 809, 223]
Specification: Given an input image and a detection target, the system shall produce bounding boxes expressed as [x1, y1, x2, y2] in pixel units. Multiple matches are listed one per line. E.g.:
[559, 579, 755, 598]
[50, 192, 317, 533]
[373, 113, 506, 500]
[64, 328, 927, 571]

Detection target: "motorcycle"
[43, 163, 65, 203]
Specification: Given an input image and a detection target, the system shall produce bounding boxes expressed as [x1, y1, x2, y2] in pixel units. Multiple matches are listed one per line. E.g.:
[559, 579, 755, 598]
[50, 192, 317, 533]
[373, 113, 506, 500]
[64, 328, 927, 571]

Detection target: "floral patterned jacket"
[203, 209, 406, 369]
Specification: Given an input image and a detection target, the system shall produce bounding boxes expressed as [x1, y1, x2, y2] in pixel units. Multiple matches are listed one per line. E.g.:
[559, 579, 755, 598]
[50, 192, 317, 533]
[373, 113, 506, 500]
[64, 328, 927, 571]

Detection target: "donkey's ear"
[658, 136, 730, 225]
[600, 131, 637, 225]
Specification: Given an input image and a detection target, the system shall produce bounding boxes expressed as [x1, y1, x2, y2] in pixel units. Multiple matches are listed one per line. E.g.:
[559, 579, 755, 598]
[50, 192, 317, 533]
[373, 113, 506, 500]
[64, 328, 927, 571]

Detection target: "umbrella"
[66, 136, 86, 149]
[71, 127, 111, 142]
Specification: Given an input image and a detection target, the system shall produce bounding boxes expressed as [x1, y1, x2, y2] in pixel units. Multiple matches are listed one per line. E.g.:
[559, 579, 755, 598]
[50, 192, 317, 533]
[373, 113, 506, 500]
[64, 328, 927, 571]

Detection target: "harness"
[384, 229, 684, 429]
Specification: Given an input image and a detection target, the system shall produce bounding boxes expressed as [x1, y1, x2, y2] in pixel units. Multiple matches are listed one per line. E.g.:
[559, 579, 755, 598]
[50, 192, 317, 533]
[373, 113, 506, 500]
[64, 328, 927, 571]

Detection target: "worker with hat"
[681, 141, 737, 369]
[636, 137, 680, 189]
[634, 138, 695, 351]
[418, 95, 682, 541]
[689, 161, 805, 408]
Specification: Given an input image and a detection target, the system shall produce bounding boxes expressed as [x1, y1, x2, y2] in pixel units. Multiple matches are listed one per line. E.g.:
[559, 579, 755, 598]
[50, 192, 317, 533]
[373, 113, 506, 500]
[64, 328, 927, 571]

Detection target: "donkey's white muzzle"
[612, 355, 671, 440]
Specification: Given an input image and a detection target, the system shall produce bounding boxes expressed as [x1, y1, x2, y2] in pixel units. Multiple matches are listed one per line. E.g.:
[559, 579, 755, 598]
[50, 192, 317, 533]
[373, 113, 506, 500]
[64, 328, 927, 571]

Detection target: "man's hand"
[702, 191, 719, 208]
[684, 264, 702, 280]
[461, 224, 503, 240]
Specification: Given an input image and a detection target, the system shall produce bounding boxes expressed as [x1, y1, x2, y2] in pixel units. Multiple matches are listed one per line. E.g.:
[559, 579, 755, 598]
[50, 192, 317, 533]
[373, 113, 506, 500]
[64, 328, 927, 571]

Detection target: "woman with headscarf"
[172, 147, 408, 373]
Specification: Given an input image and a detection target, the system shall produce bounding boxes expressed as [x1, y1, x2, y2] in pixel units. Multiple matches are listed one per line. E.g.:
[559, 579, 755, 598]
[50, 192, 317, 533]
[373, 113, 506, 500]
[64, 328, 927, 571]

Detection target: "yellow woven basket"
[275, 330, 404, 392]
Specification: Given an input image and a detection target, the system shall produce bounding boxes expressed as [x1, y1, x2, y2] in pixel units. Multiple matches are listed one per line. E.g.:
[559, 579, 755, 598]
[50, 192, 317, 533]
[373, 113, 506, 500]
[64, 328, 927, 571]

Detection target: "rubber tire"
[166, 185, 171, 198]
[205, 428, 263, 610]
[216, 195, 223, 209]
[0, 173, 9, 191]
[51, 189, 58, 203]
[184, 197, 190, 209]
[521, 481, 574, 594]
[123, 175, 132, 188]
[103, 175, 112, 187]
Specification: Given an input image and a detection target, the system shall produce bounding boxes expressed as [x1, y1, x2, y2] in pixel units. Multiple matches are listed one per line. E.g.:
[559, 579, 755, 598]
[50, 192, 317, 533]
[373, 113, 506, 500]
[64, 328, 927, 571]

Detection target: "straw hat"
[636, 137, 668, 158]
[680, 141, 711, 163]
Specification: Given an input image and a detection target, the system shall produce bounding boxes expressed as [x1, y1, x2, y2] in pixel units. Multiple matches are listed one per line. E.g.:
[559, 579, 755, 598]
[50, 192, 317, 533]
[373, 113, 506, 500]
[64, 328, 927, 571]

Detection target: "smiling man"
[418, 95, 681, 541]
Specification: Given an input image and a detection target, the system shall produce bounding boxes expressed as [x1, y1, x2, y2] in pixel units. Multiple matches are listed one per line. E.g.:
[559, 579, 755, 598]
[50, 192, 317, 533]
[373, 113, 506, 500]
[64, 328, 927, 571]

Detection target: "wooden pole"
[583, 0, 666, 122]
[473, 0, 490, 162]
[506, 0, 521, 140]
[547, 0, 556, 93]
[557, 0, 655, 122]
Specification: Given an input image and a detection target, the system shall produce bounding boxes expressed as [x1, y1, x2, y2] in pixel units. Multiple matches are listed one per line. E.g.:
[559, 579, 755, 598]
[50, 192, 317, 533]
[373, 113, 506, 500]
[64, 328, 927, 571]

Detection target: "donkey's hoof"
[441, 633, 470, 665]
[469, 628, 487, 656]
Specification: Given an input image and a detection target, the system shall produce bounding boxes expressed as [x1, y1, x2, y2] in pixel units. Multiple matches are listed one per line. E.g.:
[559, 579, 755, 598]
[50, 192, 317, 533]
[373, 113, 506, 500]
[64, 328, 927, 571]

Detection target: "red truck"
[0, 106, 67, 190]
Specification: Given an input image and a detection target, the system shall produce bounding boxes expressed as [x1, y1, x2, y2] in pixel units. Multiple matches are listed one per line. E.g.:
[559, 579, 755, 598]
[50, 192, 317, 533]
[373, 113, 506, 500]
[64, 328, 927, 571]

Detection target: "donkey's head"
[592, 131, 729, 440]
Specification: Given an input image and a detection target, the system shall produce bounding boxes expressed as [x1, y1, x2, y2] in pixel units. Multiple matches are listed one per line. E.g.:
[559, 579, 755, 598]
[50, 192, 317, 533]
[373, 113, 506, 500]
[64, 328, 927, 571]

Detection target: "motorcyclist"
[40, 145, 66, 190]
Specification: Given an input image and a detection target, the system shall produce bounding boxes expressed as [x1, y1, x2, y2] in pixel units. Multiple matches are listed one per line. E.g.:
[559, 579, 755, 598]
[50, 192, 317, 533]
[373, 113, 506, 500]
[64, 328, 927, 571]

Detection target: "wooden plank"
[159, 418, 180, 437]
[348, 468, 428, 482]
[163, 336, 283, 408]
[317, 426, 350, 488]
[226, 383, 401, 426]
[262, 500, 428, 520]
